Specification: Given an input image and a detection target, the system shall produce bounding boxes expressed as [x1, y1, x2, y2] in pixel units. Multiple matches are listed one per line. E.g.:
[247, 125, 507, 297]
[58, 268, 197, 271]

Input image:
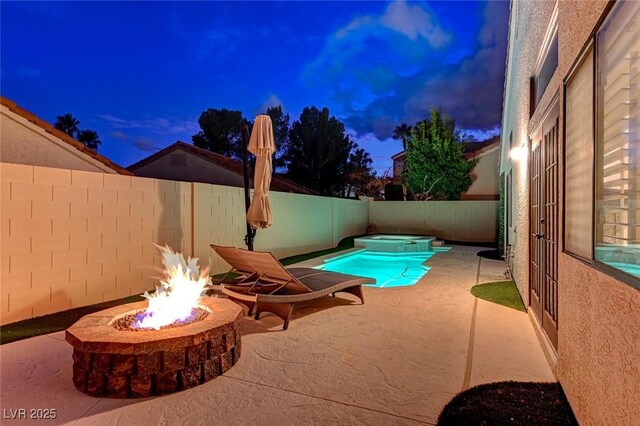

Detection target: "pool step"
[432, 240, 445, 247]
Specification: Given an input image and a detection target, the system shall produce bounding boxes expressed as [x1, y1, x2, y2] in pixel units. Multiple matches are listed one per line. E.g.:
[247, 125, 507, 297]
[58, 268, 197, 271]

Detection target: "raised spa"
[354, 234, 435, 253]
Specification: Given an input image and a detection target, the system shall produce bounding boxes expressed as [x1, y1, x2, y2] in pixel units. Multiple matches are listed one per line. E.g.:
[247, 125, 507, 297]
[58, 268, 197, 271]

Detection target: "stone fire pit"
[65, 297, 242, 398]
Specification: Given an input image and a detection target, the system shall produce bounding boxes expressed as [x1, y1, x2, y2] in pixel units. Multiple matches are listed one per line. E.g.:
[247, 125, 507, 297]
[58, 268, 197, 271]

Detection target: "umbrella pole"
[241, 125, 256, 250]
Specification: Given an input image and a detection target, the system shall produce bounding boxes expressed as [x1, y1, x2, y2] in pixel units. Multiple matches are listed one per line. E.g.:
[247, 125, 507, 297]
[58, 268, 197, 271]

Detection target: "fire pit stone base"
[66, 297, 243, 398]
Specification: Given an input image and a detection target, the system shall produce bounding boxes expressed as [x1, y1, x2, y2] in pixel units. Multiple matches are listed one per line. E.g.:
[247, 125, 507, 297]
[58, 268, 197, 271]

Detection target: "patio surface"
[0, 245, 554, 425]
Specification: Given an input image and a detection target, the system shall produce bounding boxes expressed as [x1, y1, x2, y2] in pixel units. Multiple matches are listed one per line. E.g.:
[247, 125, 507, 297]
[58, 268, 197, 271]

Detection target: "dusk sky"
[1, 1, 509, 174]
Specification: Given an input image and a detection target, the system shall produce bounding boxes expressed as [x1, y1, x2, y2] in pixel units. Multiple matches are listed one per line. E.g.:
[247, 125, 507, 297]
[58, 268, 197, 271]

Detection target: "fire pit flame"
[133, 244, 209, 330]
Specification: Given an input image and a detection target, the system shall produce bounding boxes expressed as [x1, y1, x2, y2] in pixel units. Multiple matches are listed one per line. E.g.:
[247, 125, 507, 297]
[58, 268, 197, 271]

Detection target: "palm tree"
[77, 129, 101, 151]
[393, 123, 412, 150]
[54, 113, 80, 138]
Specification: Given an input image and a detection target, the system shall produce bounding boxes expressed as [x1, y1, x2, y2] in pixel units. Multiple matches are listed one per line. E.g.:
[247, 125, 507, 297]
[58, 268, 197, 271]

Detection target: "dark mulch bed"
[477, 249, 503, 260]
[438, 381, 578, 426]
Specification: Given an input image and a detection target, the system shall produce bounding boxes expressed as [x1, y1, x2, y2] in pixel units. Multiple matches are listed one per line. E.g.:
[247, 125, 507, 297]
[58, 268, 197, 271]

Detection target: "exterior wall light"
[509, 146, 527, 162]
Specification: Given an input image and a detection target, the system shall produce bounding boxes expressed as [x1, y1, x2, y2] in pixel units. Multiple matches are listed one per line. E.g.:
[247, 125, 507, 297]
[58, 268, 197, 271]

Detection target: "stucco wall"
[501, 0, 560, 302]
[502, 0, 640, 423]
[1, 163, 369, 325]
[369, 201, 497, 242]
[0, 105, 117, 173]
[465, 147, 500, 198]
[130, 147, 245, 187]
[558, 255, 640, 424]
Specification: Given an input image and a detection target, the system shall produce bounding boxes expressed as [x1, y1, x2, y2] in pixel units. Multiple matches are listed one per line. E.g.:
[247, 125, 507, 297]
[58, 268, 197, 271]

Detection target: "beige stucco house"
[500, 0, 639, 423]
[0, 97, 130, 175]
[462, 139, 500, 200]
[391, 137, 500, 200]
[128, 142, 316, 195]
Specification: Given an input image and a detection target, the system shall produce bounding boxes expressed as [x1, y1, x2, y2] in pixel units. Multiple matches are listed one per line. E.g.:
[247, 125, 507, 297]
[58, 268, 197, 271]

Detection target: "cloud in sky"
[109, 131, 130, 140]
[303, 0, 508, 140]
[303, 1, 449, 106]
[402, 1, 509, 130]
[379, 0, 450, 46]
[108, 131, 161, 153]
[254, 94, 284, 115]
[100, 114, 199, 135]
[133, 137, 161, 153]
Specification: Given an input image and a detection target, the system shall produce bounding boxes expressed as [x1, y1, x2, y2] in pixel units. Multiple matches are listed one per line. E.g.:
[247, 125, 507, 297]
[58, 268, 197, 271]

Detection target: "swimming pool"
[318, 250, 435, 288]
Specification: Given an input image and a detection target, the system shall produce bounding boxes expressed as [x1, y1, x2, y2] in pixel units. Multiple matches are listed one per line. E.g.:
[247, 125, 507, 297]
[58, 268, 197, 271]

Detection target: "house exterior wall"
[464, 146, 500, 198]
[129, 148, 245, 187]
[369, 200, 497, 242]
[500, 0, 560, 302]
[0, 105, 117, 174]
[501, 1, 640, 423]
[392, 154, 405, 179]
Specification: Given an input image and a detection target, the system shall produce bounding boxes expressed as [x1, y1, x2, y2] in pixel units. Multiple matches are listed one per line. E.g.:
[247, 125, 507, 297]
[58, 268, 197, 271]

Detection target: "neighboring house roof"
[463, 137, 501, 159]
[391, 150, 406, 160]
[127, 141, 317, 195]
[391, 136, 501, 162]
[0, 97, 132, 175]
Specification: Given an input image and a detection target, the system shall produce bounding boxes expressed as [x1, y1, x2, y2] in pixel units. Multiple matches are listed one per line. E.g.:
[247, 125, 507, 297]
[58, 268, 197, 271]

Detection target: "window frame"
[530, 2, 559, 116]
[560, 0, 640, 289]
[592, 0, 640, 289]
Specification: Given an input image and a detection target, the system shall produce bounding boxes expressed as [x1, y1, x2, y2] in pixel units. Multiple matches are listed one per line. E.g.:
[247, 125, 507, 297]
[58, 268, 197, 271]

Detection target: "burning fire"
[133, 245, 209, 330]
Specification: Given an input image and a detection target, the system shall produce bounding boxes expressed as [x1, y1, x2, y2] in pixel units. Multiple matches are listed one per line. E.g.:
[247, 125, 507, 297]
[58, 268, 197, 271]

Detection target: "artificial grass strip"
[470, 280, 526, 312]
[1, 295, 144, 345]
[1, 236, 362, 345]
[437, 381, 578, 425]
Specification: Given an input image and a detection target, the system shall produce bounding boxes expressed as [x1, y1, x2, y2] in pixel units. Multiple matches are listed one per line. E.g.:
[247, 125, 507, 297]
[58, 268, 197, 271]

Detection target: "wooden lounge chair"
[209, 245, 374, 330]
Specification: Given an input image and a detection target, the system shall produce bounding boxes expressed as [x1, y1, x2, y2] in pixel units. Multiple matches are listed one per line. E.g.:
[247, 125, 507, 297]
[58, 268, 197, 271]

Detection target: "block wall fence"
[370, 200, 498, 242]
[1, 163, 497, 324]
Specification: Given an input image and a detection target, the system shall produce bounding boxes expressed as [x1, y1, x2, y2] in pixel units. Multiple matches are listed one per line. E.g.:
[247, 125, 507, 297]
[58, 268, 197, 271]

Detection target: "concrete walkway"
[0, 246, 554, 425]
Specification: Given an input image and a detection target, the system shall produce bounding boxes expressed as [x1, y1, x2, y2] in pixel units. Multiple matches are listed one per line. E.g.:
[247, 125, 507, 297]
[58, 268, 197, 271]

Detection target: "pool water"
[319, 250, 435, 288]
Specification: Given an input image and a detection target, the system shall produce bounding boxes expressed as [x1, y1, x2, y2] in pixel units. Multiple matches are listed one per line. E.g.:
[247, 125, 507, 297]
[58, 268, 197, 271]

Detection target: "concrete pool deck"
[0, 245, 554, 425]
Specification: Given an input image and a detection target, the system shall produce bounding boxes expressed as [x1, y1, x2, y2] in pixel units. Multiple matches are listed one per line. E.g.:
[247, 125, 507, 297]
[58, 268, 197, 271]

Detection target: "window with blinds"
[595, 0, 640, 278]
[565, 49, 594, 259]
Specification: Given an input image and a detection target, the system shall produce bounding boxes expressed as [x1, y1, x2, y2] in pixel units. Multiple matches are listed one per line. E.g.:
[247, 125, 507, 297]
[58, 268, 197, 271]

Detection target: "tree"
[345, 147, 378, 198]
[54, 113, 80, 138]
[266, 105, 290, 173]
[77, 129, 101, 151]
[192, 108, 250, 159]
[402, 108, 477, 200]
[283, 106, 355, 196]
[393, 123, 412, 150]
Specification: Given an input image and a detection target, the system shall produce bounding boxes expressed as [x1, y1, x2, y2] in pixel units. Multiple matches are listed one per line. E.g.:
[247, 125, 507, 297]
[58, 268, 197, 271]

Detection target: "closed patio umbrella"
[246, 114, 275, 230]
